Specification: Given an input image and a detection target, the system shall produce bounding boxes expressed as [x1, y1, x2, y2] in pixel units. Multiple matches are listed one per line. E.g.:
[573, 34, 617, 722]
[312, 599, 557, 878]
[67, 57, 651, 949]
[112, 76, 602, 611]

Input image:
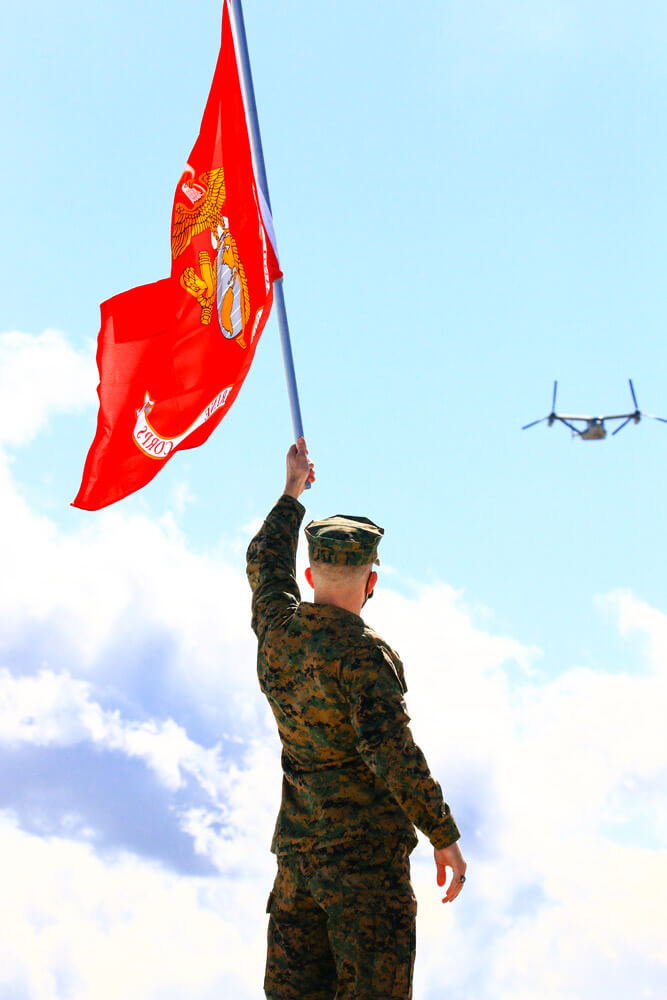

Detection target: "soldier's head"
[304, 515, 383, 612]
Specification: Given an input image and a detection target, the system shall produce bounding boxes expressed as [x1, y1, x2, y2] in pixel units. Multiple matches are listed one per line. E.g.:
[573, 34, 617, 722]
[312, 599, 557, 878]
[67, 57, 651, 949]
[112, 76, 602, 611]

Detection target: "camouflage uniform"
[247, 495, 460, 999]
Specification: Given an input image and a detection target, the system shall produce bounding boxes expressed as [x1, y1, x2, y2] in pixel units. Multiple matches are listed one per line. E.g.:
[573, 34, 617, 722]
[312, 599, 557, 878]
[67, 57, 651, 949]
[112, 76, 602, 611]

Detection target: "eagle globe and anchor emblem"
[171, 166, 252, 348]
[132, 167, 261, 461]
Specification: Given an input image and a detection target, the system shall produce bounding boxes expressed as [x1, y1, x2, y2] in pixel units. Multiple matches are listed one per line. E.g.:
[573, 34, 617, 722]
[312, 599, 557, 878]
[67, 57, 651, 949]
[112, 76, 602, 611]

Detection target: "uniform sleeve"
[246, 494, 305, 641]
[342, 642, 460, 849]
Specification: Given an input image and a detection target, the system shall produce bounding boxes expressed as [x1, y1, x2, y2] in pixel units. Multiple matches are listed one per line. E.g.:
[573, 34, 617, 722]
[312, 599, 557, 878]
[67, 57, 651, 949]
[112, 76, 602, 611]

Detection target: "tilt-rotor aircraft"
[522, 380, 667, 440]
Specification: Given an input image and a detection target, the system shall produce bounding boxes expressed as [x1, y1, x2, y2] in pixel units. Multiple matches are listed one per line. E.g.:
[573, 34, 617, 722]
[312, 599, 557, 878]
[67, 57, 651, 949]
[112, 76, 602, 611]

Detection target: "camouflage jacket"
[247, 494, 460, 855]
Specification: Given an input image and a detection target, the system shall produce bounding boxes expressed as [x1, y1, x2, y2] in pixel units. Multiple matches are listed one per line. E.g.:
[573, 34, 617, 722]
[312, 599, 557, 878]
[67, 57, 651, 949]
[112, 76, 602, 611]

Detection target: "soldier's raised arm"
[246, 438, 315, 640]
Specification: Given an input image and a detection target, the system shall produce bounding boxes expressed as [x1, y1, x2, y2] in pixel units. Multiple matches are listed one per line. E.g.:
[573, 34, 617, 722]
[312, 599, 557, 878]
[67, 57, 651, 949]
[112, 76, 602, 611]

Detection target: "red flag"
[73, 0, 281, 510]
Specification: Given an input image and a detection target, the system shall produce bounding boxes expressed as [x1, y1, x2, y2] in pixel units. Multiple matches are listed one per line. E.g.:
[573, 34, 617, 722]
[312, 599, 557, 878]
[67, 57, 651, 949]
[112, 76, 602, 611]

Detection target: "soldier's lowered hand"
[435, 841, 467, 903]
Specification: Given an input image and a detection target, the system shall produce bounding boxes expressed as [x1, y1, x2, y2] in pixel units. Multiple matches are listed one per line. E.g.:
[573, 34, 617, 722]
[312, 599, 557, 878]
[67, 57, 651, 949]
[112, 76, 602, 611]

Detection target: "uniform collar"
[300, 601, 365, 626]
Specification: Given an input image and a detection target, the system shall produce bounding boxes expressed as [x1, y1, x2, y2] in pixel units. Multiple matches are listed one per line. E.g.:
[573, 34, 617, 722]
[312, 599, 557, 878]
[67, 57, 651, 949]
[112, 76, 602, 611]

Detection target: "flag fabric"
[73, 0, 281, 510]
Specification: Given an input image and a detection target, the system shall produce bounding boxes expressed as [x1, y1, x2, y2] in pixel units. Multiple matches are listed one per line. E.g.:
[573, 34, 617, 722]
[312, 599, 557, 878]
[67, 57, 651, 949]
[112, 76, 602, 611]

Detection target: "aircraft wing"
[557, 418, 584, 434]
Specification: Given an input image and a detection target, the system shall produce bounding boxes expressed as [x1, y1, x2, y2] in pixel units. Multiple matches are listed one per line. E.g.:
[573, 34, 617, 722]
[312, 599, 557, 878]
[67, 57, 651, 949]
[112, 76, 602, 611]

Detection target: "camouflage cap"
[305, 514, 384, 566]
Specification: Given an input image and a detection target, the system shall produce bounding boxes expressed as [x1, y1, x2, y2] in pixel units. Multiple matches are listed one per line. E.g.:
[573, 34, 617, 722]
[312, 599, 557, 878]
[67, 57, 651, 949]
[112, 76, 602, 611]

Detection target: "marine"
[247, 438, 466, 999]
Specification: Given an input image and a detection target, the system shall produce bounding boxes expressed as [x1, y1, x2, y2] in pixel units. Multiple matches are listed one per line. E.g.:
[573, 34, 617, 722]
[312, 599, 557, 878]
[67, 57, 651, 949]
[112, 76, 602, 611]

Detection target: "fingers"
[287, 438, 307, 458]
[434, 846, 467, 904]
[442, 862, 467, 904]
[292, 439, 314, 480]
[287, 439, 311, 469]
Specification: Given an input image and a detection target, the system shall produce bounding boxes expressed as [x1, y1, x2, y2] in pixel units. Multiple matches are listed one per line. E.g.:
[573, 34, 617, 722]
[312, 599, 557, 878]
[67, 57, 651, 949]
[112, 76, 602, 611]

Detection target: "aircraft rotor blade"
[612, 417, 633, 436]
[643, 412, 667, 424]
[522, 416, 549, 430]
[552, 380, 558, 413]
[629, 378, 639, 410]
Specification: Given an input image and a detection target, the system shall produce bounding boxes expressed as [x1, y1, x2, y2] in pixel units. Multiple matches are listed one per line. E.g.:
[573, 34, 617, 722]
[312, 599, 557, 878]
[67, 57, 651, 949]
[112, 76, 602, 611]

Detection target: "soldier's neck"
[312, 588, 364, 618]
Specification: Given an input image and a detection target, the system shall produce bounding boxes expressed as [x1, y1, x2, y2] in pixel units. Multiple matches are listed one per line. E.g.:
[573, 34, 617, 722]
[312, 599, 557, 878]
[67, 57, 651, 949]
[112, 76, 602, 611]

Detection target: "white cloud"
[0, 668, 227, 794]
[0, 329, 96, 447]
[0, 454, 260, 738]
[602, 589, 667, 674]
[0, 665, 282, 879]
[0, 811, 269, 1000]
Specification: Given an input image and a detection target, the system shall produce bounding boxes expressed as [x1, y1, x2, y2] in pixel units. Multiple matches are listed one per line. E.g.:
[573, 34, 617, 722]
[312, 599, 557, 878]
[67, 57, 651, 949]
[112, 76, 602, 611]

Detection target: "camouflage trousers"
[264, 837, 417, 1000]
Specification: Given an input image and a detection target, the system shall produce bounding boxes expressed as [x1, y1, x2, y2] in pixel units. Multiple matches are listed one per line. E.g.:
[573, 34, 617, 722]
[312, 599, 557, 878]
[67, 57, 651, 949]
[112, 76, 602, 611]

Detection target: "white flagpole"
[230, 0, 306, 444]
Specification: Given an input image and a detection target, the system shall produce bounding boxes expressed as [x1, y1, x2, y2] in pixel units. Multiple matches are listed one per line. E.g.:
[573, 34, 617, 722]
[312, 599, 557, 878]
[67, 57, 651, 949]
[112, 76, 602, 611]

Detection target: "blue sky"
[1, 1, 666, 997]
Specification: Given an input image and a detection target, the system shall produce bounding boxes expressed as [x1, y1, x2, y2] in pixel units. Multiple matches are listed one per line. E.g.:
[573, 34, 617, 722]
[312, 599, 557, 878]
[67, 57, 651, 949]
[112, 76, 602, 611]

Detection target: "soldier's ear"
[305, 566, 314, 589]
[367, 570, 378, 596]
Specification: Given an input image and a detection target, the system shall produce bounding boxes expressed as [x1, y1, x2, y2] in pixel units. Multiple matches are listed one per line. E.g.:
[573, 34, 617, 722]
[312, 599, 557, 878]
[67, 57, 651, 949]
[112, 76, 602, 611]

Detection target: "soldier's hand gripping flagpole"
[231, 0, 308, 465]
